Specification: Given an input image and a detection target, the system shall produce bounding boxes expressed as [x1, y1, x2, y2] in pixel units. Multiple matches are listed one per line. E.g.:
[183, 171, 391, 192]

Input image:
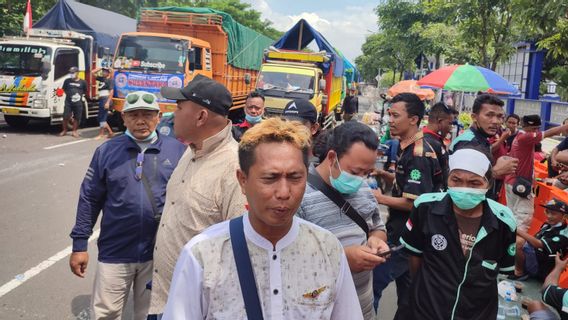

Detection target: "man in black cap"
[282, 99, 320, 136]
[149, 74, 247, 316]
[59, 66, 87, 138]
[512, 198, 568, 281]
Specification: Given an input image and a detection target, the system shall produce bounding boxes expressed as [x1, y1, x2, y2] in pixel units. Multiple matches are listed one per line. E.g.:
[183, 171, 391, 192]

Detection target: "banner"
[113, 72, 184, 102]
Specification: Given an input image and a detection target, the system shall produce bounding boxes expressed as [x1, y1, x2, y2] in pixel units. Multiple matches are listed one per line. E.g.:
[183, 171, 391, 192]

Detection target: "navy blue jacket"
[70, 134, 186, 263]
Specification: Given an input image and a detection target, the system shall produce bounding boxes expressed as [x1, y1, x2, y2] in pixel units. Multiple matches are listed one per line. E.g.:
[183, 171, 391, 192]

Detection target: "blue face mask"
[329, 158, 364, 194]
[125, 129, 157, 142]
[245, 113, 262, 124]
[448, 187, 488, 210]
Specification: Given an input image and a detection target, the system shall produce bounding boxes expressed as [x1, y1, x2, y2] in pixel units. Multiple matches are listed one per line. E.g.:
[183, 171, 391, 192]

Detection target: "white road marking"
[43, 138, 91, 150]
[0, 229, 100, 298]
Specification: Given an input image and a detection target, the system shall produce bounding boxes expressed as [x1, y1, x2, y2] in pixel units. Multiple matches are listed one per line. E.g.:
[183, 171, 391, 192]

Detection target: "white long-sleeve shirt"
[162, 214, 363, 320]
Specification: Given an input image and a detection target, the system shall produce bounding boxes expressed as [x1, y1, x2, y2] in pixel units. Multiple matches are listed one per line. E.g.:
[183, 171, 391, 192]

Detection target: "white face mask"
[70, 73, 77, 78]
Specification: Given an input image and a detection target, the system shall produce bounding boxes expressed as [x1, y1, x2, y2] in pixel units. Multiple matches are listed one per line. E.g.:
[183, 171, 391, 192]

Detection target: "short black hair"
[391, 93, 425, 125]
[429, 102, 456, 121]
[472, 94, 504, 114]
[247, 90, 265, 102]
[312, 129, 332, 163]
[327, 121, 378, 159]
[506, 114, 520, 123]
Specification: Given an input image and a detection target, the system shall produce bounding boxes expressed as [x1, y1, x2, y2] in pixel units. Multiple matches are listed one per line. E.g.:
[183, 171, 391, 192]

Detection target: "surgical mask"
[70, 73, 77, 78]
[448, 187, 488, 210]
[329, 158, 364, 194]
[245, 113, 262, 124]
[125, 129, 157, 142]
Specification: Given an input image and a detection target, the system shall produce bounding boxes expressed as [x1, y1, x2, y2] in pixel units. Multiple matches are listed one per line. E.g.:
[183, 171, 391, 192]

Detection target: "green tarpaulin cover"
[142, 7, 274, 70]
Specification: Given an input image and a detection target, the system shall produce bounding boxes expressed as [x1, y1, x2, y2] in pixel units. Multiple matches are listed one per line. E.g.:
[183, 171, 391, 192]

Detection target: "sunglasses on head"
[126, 93, 156, 105]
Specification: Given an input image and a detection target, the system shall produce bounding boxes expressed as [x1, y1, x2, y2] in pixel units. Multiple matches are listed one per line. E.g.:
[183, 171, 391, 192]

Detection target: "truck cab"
[0, 30, 95, 128]
[112, 32, 213, 113]
[256, 50, 341, 128]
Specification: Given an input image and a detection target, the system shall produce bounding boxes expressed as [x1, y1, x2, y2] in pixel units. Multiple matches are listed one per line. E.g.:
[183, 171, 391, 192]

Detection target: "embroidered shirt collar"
[243, 212, 300, 251]
[192, 121, 233, 159]
[423, 127, 443, 140]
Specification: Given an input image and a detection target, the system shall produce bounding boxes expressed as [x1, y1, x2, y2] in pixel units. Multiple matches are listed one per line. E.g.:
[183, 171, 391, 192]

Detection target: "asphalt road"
[0, 95, 397, 320]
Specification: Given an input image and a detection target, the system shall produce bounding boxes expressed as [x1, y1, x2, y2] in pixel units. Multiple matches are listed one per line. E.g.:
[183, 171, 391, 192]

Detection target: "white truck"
[0, 29, 107, 128]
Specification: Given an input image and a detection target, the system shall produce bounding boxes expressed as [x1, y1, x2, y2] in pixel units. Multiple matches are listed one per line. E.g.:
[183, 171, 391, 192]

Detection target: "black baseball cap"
[161, 74, 233, 116]
[541, 198, 568, 215]
[522, 114, 542, 127]
[282, 99, 317, 124]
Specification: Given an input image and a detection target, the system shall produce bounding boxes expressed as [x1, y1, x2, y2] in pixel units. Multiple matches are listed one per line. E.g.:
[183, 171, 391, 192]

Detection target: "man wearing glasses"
[69, 91, 186, 320]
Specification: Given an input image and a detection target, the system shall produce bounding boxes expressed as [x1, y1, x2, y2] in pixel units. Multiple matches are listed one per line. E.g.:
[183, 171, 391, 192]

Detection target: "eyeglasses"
[135, 152, 144, 181]
[126, 92, 157, 105]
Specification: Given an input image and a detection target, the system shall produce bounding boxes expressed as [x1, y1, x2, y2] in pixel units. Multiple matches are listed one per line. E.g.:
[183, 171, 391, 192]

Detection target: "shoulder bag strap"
[230, 216, 264, 320]
[307, 173, 369, 237]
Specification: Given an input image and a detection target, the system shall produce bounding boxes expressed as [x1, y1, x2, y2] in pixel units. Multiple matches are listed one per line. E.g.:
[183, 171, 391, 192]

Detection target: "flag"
[405, 219, 413, 231]
[23, 0, 32, 36]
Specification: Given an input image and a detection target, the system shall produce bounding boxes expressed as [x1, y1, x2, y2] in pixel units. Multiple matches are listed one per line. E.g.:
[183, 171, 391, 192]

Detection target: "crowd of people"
[68, 72, 568, 320]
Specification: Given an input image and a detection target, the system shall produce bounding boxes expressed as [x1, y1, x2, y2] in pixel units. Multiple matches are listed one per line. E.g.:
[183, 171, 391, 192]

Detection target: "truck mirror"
[97, 46, 110, 58]
[41, 61, 51, 80]
[319, 79, 327, 90]
[244, 73, 251, 85]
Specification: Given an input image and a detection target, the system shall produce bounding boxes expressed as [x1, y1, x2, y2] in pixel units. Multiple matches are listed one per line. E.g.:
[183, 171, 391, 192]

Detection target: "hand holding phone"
[377, 244, 404, 257]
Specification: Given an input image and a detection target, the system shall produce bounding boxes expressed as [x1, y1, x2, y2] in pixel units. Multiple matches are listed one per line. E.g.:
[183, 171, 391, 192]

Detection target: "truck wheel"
[4, 115, 30, 129]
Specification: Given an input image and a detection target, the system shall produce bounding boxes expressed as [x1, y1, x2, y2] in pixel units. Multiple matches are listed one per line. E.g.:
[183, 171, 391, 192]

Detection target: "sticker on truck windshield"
[114, 72, 184, 103]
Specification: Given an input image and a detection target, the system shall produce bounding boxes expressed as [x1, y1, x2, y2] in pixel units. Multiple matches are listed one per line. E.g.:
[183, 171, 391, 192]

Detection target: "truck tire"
[4, 115, 30, 129]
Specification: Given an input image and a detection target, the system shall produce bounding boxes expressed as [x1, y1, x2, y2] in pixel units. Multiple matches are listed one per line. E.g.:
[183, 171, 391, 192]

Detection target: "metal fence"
[507, 98, 568, 129]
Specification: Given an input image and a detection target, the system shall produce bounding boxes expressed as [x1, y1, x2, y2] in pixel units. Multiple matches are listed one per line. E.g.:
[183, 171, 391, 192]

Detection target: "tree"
[0, 0, 58, 37]
[0, 0, 282, 40]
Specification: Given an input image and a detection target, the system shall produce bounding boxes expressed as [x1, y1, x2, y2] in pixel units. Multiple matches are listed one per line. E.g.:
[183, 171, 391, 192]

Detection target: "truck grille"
[265, 107, 284, 116]
[0, 93, 33, 107]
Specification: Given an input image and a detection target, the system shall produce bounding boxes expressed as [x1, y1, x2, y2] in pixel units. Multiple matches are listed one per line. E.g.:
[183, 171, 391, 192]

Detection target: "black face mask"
[473, 122, 493, 138]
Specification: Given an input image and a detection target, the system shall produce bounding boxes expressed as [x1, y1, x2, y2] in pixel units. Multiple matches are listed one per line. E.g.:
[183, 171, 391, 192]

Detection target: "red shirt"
[505, 130, 543, 185]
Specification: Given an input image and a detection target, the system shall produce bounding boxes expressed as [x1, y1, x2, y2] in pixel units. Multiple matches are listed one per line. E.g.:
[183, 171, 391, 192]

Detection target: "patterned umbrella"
[387, 80, 436, 100]
[417, 64, 518, 94]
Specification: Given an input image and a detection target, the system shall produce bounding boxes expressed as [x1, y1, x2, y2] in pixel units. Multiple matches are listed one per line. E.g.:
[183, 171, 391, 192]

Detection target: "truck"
[0, 0, 135, 128]
[111, 7, 274, 116]
[255, 19, 352, 128]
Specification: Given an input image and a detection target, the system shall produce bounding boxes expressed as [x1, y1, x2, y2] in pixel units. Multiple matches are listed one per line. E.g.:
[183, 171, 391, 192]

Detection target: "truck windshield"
[0, 44, 51, 76]
[114, 36, 186, 73]
[257, 71, 314, 93]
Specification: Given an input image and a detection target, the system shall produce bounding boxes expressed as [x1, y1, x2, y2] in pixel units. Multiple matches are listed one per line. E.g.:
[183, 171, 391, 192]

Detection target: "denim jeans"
[385, 139, 400, 165]
[373, 246, 410, 314]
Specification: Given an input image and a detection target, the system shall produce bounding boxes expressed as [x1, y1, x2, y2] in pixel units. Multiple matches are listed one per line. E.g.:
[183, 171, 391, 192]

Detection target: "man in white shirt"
[162, 118, 362, 319]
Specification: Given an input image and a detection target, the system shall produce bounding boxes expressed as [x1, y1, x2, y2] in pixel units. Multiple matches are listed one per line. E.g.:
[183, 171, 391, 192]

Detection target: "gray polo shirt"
[296, 167, 386, 319]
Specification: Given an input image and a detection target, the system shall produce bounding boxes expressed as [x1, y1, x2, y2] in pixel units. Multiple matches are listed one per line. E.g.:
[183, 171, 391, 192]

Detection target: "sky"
[241, 0, 379, 63]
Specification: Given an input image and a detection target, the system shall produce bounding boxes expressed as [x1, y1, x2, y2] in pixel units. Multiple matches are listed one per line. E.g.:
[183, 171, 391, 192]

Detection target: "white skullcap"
[449, 148, 491, 178]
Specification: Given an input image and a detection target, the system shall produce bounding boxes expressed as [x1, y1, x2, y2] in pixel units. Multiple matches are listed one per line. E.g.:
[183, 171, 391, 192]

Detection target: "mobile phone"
[377, 244, 405, 257]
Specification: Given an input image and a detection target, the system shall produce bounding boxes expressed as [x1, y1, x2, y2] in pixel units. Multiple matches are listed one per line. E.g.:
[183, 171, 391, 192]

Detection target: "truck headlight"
[32, 94, 47, 109]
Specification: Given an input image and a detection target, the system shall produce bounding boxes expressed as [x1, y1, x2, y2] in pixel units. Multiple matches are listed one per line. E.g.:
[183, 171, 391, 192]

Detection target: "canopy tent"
[272, 19, 344, 77]
[142, 7, 274, 70]
[335, 49, 359, 86]
[34, 0, 136, 52]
